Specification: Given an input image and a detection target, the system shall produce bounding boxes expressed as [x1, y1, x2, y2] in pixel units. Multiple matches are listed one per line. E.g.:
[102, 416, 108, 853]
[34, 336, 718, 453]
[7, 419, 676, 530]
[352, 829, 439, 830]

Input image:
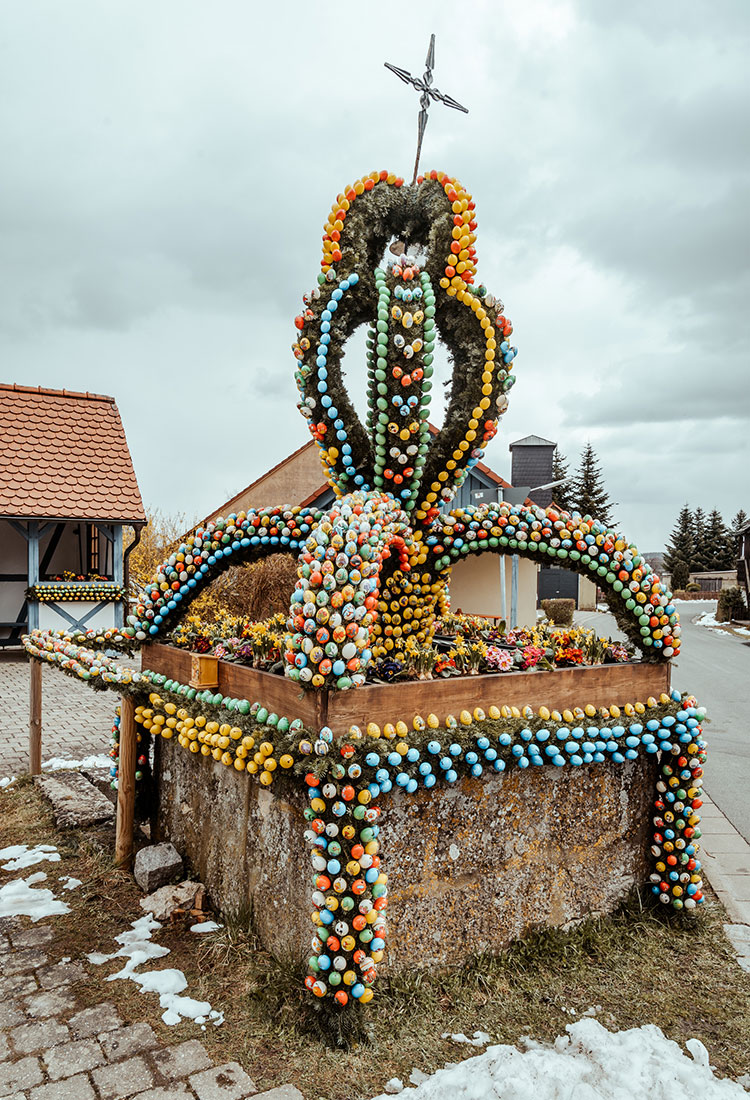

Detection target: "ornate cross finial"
[385, 34, 469, 185]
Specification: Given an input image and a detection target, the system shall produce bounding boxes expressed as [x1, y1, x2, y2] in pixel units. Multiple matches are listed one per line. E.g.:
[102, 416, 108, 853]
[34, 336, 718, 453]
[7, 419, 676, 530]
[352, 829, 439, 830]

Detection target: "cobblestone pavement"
[0, 919, 303, 1100]
[0, 655, 123, 779]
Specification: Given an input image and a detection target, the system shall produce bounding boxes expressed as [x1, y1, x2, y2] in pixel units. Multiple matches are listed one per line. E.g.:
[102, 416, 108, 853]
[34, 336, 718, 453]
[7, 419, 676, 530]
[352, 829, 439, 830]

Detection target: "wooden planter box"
[142, 643, 670, 735]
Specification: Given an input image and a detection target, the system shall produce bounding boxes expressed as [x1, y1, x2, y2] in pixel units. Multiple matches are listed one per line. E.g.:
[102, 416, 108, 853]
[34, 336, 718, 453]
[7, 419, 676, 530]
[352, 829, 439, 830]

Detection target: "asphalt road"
[574, 603, 750, 843]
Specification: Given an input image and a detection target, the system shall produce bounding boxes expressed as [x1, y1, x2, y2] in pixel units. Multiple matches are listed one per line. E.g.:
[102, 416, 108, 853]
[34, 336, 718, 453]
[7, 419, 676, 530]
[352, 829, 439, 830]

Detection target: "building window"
[87, 525, 100, 575]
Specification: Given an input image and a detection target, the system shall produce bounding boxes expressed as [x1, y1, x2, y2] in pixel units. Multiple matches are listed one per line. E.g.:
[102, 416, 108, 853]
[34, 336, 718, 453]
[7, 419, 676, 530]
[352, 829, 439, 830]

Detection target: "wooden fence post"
[115, 695, 137, 868]
[29, 658, 42, 775]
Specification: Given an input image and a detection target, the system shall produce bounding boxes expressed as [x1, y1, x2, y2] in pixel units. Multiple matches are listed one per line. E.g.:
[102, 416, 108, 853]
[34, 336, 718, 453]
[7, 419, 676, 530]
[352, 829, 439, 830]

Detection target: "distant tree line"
[664, 505, 747, 589]
[551, 443, 615, 527]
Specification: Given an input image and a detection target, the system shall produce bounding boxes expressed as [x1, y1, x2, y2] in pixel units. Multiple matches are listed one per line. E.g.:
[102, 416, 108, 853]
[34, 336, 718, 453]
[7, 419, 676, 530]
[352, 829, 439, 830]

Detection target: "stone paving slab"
[34, 772, 115, 828]
[0, 908, 270, 1100]
[0, 653, 138, 778]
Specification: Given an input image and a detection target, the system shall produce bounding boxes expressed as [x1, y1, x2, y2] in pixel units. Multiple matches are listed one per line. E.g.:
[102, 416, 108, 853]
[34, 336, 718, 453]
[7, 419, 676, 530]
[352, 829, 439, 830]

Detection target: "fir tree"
[731, 509, 748, 561]
[671, 559, 690, 592]
[551, 447, 573, 511]
[692, 507, 709, 572]
[703, 509, 733, 570]
[664, 504, 694, 577]
[570, 443, 614, 526]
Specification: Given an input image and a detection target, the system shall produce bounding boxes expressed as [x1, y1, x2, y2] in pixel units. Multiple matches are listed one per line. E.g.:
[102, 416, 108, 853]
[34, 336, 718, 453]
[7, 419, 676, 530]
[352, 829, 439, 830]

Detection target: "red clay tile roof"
[0, 384, 145, 522]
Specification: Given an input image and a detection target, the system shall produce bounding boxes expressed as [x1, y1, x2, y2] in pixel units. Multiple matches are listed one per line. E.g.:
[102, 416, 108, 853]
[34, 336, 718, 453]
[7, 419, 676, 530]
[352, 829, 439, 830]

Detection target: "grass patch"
[2, 784, 750, 1099]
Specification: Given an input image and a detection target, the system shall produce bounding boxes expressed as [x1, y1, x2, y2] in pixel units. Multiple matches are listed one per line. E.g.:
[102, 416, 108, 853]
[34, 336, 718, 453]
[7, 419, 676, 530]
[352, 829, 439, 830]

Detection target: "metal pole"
[511, 554, 519, 629]
[499, 555, 507, 622]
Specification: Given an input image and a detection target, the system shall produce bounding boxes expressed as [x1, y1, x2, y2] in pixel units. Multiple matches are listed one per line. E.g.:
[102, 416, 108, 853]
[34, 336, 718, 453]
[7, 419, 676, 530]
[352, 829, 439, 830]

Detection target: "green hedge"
[540, 598, 575, 627]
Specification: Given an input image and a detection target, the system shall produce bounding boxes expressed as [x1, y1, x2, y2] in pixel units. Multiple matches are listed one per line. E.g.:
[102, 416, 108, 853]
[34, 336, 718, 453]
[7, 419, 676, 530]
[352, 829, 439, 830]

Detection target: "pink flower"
[486, 646, 514, 671]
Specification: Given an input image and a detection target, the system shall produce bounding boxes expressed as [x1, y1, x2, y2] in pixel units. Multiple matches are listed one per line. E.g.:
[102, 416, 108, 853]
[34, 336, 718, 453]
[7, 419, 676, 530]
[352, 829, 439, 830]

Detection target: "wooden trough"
[140, 642, 671, 734]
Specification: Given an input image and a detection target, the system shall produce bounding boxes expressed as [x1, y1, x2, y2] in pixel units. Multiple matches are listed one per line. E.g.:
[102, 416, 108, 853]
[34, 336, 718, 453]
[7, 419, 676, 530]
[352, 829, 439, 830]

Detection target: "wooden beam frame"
[115, 695, 137, 867]
[29, 658, 42, 774]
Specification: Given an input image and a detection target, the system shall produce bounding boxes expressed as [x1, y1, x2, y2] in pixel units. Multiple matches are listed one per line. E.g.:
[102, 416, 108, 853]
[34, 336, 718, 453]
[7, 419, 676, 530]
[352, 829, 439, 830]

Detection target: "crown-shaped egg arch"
[113, 170, 681, 687]
[291, 170, 516, 517]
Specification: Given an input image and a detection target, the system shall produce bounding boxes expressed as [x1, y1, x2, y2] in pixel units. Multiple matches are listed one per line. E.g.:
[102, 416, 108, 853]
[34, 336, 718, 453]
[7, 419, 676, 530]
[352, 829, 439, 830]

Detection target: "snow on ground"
[0, 775, 17, 789]
[441, 1031, 491, 1047]
[189, 921, 223, 933]
[88, 912, 224, 1027]
[0, 843, 61, 871]
[0, 870, 71, 921]
[372, 1019, 747, 1099]
[41, 754, 113, 771]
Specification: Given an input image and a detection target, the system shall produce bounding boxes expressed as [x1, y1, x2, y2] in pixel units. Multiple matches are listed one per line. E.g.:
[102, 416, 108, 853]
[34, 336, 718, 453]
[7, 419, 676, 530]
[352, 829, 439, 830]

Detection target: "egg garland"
[22, 167, 707, 1020]
[27, 582, 127, 604]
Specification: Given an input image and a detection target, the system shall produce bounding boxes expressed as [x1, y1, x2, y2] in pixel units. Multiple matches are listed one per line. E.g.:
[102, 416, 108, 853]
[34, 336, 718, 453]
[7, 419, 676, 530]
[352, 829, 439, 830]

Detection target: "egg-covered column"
[303, 755, 386, 1007]
[649, 701, 707, 911]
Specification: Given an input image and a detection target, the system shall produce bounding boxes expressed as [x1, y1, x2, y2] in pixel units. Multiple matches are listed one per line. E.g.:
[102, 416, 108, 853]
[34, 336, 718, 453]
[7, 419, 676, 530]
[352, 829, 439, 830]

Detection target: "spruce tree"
[703, 509, 733, 570]
[570, 443, 614, 526]
[551, 447, 573, 511]
[664, 505, 694, 577]
[671, 559, 690, 592]
[692, 507, 709, 572]
[731, 509, 748, 561]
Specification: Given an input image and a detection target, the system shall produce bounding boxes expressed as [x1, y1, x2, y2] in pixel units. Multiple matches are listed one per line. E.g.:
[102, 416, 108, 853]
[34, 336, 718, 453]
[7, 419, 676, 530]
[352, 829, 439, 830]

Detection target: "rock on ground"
[133, 842, 184, 892]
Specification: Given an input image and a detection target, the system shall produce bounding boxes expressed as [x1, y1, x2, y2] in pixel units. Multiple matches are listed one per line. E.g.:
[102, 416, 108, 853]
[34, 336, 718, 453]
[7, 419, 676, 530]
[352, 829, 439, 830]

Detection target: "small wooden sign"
[189, 654, 219, 689]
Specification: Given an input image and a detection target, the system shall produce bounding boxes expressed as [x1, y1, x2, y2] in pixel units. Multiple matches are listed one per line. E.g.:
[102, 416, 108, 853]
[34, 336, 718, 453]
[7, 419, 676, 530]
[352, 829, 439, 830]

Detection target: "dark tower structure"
[509, 435, 556, 508]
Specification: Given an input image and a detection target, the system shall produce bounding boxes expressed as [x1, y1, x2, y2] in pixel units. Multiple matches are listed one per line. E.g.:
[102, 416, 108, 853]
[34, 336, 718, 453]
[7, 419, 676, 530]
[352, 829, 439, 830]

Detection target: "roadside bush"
[685, 581, 702, 592]
[540, 598, 575, 626]
[716, 586, 748, 623]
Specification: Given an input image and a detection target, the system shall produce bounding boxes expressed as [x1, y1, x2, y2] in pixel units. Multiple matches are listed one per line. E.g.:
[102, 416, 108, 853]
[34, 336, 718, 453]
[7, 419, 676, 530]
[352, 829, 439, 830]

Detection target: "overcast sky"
[2, 0, 748, 551]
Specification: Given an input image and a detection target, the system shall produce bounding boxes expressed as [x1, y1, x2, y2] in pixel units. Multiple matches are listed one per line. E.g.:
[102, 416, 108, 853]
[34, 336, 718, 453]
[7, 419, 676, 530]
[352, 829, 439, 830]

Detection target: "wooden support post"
[115, 695, 137, 868]
[29, 658, 42, 775]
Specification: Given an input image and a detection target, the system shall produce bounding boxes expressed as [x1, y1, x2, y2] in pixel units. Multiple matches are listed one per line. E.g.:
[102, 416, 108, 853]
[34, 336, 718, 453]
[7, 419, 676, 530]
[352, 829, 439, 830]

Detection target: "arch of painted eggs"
[122, 169, 679, 686]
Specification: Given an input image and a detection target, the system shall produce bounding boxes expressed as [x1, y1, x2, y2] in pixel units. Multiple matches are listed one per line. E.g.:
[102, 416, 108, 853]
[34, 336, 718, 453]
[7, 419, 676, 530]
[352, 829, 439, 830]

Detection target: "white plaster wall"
[39, 601, 116, 633]
[578, 576, 598, 611]
[448, 553, 538, 627]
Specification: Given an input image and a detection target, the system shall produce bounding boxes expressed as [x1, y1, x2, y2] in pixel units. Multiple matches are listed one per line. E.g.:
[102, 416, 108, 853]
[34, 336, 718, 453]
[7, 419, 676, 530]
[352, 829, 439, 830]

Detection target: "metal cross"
[385, 34, 469, 185]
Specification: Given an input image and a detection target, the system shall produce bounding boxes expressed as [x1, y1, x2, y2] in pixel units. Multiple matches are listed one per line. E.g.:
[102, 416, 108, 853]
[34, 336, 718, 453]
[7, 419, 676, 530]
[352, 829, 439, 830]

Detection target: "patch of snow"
[384, 1080, 404, 1095]
[0, 776, 17, 789]
[734, 627, 750, 637]
[0, 871, 71, 922]
[0, 844, 61, 871]
[374, 1019, 746, 1099]
[696, 611, 721, 628]
[448, 845, 460, 861]
[61, 876, 82, 891]
[442, 1031, 490, 1047]
[41, 754, 113, 771]
[189, 921, 222, 933]
[89, 911, 223, 1027]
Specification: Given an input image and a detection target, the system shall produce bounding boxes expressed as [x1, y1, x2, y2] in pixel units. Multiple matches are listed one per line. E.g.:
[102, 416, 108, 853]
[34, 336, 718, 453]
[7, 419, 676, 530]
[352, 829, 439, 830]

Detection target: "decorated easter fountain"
[24, 40, 707, 1023]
